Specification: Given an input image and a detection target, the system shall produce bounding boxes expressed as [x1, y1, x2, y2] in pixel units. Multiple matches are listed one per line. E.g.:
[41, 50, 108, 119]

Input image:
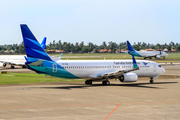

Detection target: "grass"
[0, 73, 84, 85]
[50, 53, 180, 61]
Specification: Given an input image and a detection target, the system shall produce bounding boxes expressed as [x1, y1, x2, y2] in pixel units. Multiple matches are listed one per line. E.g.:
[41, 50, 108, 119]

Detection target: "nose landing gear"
[150, 77, 154, 83]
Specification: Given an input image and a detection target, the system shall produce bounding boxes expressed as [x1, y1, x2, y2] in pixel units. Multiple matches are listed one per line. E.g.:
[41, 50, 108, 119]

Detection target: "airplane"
[127, 41, 168, 59]
[0, 37, 47, 68]
[20, 24, 165, 84]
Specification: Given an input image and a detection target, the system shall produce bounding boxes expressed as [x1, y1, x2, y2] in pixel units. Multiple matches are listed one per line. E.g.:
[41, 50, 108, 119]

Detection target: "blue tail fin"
[132, 56, 139, 69]
[20, 24, 52, 61]
[127, 41, 135, 51]
[41, 37, 46, 50]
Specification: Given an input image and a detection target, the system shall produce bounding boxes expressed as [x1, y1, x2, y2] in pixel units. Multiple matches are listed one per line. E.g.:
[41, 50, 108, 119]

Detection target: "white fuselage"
[0, 55, 26, 66]
[56, 60, 165, 79]
[137, 51, 168, 58]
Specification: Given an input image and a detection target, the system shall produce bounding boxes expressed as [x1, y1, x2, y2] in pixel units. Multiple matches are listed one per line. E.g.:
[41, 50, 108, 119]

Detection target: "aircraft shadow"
[34, 82, 178, 90]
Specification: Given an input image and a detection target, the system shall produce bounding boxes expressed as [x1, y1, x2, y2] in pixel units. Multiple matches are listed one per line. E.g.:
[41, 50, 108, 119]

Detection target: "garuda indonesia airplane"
[127, 41, 168, 59]
[20, 24, 165, 85]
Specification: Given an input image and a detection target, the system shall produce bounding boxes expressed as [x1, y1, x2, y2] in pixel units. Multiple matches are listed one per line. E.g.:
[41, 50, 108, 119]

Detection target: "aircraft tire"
[85, 80, 92, 85]
[102, 80, 110, 85]
[22, 65, 27, 68]
[106, 81, 110, 85]
[11, 65, 15, 69]
[3, 63, 6, 67]
[150, 79, 154, 83]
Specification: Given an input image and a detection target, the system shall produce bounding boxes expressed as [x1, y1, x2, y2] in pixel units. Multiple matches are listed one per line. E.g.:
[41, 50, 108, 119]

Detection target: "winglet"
[59, 53, 63, 59]
[127, 41, 135, 51]
[132, 56, 139, 69]
[41, 37, 46, 50]
[123, 50, 127, 54]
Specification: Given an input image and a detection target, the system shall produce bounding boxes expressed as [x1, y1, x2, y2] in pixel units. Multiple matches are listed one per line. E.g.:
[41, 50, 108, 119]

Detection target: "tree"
[175, 44, 180, 51]
[108, 41, 117, 53]
[80, 41, 84, 48]
[166, 46, 171, 51]
[58, 40, 62, 50]
[102, 41, 107, 48]
[132, 45, 140, 51]
[88, 42, 94, 52]
[81, 46, 89, 53]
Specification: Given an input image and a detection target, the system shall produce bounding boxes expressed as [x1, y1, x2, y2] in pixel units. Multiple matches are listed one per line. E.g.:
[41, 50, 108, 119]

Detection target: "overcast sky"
[0, 0, 180, 45]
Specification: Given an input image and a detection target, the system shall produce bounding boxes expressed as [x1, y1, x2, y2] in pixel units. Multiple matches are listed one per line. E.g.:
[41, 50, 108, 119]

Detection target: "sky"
[0, 0, 180, 45]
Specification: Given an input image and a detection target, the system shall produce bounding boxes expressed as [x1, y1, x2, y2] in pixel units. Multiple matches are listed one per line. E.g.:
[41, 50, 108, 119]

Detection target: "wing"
[97, 56, 139, 79]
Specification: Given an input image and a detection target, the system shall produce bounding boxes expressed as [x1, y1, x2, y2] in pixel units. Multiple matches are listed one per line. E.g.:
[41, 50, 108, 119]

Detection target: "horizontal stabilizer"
[28, 60, 43, 66]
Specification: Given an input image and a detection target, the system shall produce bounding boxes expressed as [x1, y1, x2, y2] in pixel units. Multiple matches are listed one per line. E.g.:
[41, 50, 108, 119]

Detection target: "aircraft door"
[53, 64, 57, 73]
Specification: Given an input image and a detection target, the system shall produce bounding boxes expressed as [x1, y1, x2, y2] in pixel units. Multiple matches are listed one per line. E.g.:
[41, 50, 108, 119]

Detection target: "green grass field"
[0, 73, 84, 85]
[51, 53, 180, 61]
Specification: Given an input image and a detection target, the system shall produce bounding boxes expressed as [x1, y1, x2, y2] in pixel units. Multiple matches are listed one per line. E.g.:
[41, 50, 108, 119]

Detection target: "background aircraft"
[127, 41, 168, 59]
[0, 37, 47, 68]
[21, 24, 165, 84]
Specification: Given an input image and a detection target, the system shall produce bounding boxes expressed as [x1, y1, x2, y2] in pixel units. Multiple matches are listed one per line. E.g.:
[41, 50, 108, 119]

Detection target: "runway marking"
[104, 103, 121, 120]
[0, 101, 180, 109]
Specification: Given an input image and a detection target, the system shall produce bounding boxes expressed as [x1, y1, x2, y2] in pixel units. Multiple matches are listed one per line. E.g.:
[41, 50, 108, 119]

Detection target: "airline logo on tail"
[127, 41, 142, 57]
[20, 24, 78, 78]
[20, 24, 52, 62]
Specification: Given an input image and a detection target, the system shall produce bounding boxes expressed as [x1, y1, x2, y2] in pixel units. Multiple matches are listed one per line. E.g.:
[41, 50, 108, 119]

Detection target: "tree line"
[0, 40, 180, 54]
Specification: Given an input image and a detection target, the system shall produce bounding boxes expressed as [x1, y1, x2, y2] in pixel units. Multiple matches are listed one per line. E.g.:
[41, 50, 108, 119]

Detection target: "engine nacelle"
[119, 73, 138, 82]
[155, 55, 160, 58]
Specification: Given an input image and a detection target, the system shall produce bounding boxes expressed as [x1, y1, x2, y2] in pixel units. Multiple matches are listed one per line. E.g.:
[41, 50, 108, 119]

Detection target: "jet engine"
[119, 73, 138, 82]
[155, 55, 160, 58]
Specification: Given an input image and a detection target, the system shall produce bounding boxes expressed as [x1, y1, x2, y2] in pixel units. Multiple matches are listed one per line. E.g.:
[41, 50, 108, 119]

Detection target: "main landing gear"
[11, 65, 15, 69]
[85, 79, 110, 85]
[150, 77, 154, 83]
[102, 77, 110, 85]
[85, 80, 92, 85]
[102, 80, 110, 85]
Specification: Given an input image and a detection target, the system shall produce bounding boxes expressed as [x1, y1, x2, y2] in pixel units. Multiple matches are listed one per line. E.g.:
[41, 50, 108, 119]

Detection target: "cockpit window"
[158, 65, 161, 67]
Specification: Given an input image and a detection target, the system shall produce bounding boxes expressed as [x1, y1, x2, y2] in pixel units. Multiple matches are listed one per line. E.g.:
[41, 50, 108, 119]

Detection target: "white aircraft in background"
[127, 41, 168, 59]
[20, 24, 165, 84]
[0, 37, 47, 68]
